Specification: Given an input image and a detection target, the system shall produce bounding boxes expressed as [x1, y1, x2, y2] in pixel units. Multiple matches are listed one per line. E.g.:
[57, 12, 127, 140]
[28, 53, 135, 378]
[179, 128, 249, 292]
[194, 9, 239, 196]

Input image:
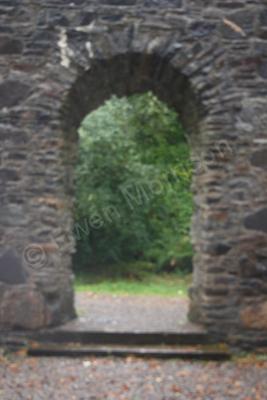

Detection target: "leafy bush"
[73, 92, 193, 272]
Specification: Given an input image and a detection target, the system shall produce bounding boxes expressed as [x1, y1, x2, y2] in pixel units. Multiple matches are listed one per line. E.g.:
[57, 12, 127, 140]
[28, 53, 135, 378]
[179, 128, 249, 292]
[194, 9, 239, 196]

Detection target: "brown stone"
[41, 243, 60, 253]
[36, 197, 66, 210]
[209, 212, 228, 222]
[241, 302, 267, 330]
[0, 287, 52, 330]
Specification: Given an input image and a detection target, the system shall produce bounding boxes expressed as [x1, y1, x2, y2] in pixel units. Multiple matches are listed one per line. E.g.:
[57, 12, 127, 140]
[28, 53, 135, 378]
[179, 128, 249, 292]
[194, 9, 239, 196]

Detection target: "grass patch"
[75, 271, 191, 297]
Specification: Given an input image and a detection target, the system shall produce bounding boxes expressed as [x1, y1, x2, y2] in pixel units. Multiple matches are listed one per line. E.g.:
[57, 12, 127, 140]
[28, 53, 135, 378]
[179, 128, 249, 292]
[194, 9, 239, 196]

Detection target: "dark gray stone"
[209, 244, 232, 256]
[0, 36, 23, 54]
[251, 150, 267, 168]
[143, 0, 183, 6]
[0, 250, 28, 285]
[244, 208, 267, 234]
[80, 12, 96, 26]
[258, 61, 267, 79]
[259, 9, 267, 27]
[100, 0, 137, 5]
[0, 169, 20, 182]
[0, 81, 30, 109]
[189, 21, 216, 38]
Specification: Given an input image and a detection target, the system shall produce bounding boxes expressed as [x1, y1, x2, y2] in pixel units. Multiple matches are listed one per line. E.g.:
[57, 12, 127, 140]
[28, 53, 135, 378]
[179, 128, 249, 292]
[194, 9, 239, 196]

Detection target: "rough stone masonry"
[0, 0, 267, 346]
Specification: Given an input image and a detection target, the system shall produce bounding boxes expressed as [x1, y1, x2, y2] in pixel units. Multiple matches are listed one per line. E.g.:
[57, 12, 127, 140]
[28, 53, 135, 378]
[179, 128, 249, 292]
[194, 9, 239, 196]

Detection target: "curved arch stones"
[0, 0, 267, 346]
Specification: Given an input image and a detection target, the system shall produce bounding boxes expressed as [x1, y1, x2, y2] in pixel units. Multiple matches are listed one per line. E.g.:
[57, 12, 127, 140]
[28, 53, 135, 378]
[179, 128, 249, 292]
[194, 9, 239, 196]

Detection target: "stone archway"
[0, 1, 267, 346]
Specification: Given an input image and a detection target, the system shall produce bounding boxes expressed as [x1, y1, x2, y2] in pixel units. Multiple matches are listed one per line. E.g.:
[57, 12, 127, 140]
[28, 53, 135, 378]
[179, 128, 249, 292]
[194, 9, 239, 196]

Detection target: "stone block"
[0, 36, 23, 54]
[251, 150, 267, 168]
[207, 243, 231, 256]
[258, 60, 267, 79]
[0, 286, 52, 330]
[240, 255, 267, 278]
[244, 208, 267, 234]
[100, 0, 137, 5]
[0, 250, 28, 285]
[241, 302, 267, 330]
[0, 81, 30, 109]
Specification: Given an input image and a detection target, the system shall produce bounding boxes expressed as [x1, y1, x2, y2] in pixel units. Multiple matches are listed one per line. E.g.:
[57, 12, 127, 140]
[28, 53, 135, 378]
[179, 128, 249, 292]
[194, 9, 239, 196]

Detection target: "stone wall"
[0, 0, 267, 345]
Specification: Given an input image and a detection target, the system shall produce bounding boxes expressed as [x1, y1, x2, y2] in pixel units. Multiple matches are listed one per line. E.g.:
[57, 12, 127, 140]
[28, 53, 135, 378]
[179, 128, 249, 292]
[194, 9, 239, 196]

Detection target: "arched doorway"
[59, 52, 215, 332]
[1, 4, 266, 347]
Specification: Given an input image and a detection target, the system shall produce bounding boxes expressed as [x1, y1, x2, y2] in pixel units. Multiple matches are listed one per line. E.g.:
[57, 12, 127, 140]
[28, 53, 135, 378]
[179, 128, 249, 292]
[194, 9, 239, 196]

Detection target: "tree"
[74, 92, 193, 271]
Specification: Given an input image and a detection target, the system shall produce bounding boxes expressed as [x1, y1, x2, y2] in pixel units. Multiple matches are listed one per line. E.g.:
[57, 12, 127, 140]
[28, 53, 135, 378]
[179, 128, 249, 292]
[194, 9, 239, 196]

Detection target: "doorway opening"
[60, 53, 204, 332]
[71, 91, 195, 331]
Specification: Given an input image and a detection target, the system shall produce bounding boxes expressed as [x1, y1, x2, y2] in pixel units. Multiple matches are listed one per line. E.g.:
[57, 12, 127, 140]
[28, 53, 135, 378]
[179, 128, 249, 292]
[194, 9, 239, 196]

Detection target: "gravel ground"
[1, 354, 267, 400]
[59, 292, 203, 333]
[1, 293, 266, 399]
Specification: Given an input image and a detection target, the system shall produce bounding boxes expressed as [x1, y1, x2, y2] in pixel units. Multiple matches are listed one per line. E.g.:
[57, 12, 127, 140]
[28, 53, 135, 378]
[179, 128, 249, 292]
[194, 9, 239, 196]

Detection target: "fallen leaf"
[9, 363, 20, 373]
[176, 369, 190, 377]
[14, 348, 28, 357]
[171, 384, 181, 393]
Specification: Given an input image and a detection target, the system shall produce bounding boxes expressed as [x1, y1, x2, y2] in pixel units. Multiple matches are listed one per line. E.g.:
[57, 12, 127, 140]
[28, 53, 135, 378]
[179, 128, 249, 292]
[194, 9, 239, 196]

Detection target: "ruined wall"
[0, 0, 267, 345]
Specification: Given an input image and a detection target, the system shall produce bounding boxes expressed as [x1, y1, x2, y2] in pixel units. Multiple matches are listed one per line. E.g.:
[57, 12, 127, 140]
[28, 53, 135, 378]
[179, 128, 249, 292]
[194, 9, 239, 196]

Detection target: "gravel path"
[1, 293, 266, 399]
[1, 354, 266, 400]
[59, 292, 203, 333]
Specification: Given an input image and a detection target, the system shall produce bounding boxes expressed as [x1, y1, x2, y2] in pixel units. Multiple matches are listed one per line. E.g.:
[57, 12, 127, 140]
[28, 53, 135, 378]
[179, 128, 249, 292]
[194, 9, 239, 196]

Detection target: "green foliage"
[74, 92, 193, 272]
